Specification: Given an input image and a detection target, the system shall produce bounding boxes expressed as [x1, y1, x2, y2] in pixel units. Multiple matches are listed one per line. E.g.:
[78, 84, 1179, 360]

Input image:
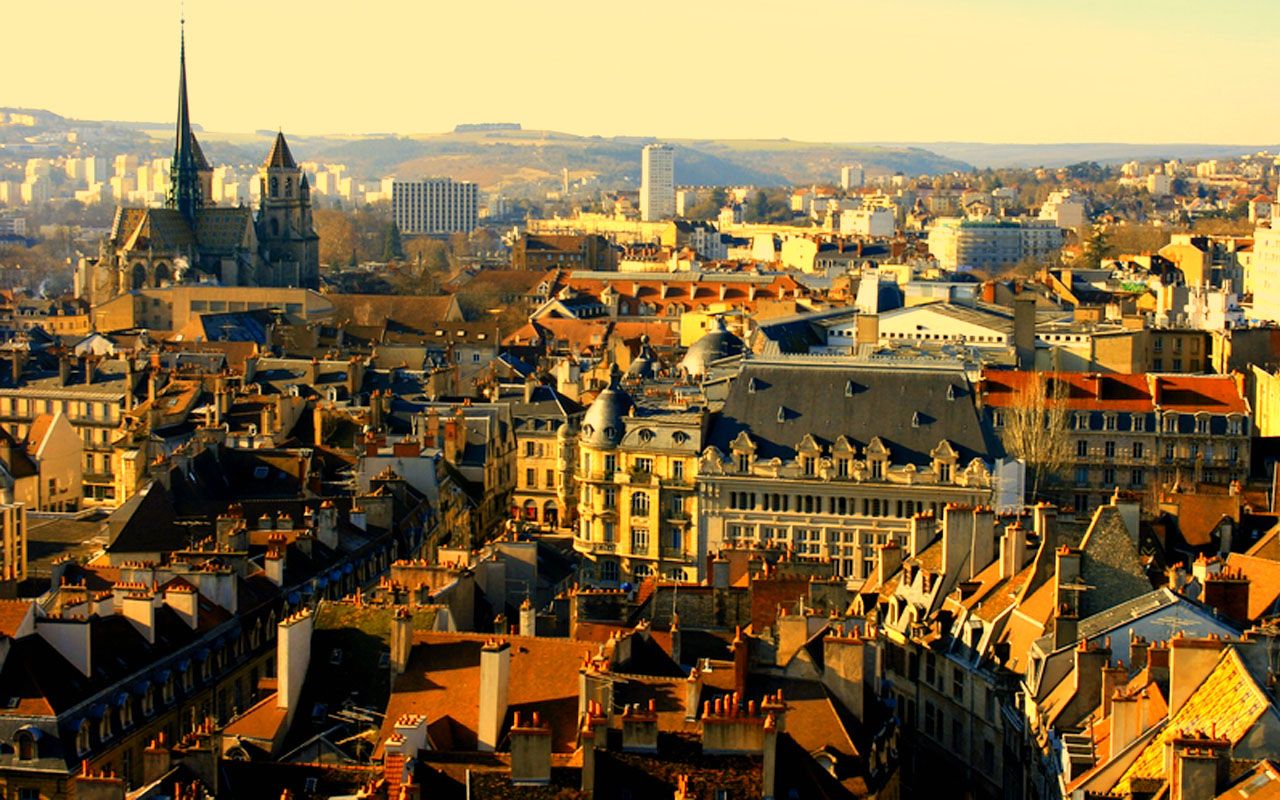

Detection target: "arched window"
[270, 218, 280, 237]
[270, 176, 279, 197]
[285, 177, 293, 197]
[631, 492, 650, 516]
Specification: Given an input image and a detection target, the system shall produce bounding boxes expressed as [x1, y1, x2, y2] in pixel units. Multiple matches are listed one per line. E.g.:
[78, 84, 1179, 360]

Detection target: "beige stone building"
[574, 371, 704, 584]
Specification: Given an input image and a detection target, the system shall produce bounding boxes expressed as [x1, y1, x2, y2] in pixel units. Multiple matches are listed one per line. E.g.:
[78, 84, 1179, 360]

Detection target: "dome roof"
[625, 334, 660, 381]
[679, 317, 744, 379]
[581, 366, 633, 448]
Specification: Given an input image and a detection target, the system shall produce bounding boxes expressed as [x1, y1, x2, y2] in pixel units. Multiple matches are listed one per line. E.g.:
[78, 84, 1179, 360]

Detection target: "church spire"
[167, 18, 202, 224]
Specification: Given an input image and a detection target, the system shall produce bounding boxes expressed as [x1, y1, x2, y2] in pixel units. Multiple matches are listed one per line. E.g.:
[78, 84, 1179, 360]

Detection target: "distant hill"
[877, 141, 1280, 169]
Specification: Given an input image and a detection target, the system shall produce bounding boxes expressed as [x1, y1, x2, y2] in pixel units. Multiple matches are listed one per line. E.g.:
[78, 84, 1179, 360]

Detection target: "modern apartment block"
[391, 178, 479, 234]
[927, 216, 1064, 271]
[640, 144, 675, 222]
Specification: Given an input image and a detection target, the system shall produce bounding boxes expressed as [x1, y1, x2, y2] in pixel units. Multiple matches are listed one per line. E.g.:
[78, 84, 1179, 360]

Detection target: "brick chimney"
[1170, 732, 1231, 800]
[731, 627, 748, 698]
[1202, 569, 1249, 623]
[579, 700, 609, 796]
[478, 639, 511, 751]
[74, 764, 125, 800]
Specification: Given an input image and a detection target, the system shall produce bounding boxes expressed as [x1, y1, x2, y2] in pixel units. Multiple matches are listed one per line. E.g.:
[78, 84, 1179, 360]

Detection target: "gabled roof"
[1114, 648, 1273, 794]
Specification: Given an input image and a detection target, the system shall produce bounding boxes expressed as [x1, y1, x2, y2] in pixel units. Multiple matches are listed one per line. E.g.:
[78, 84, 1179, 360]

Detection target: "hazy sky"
[8, 0, 1279, 143]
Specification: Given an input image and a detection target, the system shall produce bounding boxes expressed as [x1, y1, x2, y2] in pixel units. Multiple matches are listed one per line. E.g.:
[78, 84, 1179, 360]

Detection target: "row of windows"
[725, 491, 936, 519]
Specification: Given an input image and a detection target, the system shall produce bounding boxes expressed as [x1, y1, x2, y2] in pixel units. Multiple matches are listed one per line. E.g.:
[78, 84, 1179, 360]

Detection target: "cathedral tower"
[256, 133, 319, 288]
[167, 22, 202, 225]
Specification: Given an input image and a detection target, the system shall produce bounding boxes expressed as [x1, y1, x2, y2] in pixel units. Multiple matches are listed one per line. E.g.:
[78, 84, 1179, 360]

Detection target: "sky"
[7, 0, 1279, 144]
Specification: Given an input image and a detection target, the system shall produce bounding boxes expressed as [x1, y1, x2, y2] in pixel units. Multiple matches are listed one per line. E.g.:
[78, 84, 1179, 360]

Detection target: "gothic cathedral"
[75, 25, 320, 306]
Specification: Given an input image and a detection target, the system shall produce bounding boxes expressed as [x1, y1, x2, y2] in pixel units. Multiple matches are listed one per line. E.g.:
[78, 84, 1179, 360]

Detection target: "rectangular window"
[1132, 442, 1144, 459]
[952, 668, 964, 702]
[525, 468, 535, 488]
[1077, 440, 1087, 457]
[525, 441, 535, 457]
[1075, 467, 1089, 486]
[1103, 467, 1116, 485]
[1105, 441, 1115, 458]
[546, 469, 555, 488]
[634, 457, 653, 474]
[672, 460, 684, 481]
[1131, 469, 1145, 487]
[631, 527, 649, 553]
[603, 488, 616, 509]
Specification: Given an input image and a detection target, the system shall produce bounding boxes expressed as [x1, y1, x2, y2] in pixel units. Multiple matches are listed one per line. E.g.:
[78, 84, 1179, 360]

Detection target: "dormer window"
[98, 713, 112, 743]
[76, 721, 91, 756]
[14, 730, 37, 761]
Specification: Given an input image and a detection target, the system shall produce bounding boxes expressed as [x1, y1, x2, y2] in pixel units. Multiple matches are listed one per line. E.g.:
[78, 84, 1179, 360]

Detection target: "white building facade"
[392, 178, 479, 234]
[640, 144, 675, 222]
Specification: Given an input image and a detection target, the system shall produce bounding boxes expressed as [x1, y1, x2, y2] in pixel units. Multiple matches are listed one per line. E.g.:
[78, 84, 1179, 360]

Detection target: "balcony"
[573, 536, 617, 555]
[660, 546, 687, 560]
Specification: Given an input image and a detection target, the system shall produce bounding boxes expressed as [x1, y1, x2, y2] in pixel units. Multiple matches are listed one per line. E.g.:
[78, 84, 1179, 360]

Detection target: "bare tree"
[1000, 372, 1072, 502]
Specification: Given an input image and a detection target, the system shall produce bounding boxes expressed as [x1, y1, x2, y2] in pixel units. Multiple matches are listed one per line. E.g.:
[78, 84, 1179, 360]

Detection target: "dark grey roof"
[706, 361, 1002, 466]
[679, 318, 743, 378]
[581, 371, 634, 448]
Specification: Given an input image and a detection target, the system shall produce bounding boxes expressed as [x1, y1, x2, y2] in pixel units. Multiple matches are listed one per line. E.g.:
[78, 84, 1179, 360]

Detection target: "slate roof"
[707, 361, 1002, 467]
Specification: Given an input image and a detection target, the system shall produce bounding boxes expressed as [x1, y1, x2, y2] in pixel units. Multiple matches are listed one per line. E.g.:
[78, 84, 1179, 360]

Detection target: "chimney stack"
[478, 639, 511, 751]
[519, 598, 536, 637]
[509, 712, 553, 786]
[390, 607, 413, 675]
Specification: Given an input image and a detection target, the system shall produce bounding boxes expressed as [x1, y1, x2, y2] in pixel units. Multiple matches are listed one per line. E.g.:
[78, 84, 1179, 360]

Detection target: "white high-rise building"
[392, 178, 479, 234]
[640, 144, 675, 221]
[841, 164, 864, 190]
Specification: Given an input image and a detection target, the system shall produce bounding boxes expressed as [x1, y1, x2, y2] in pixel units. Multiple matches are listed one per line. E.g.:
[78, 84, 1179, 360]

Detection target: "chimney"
[1168, 635, 1228, 717]
[942, 504, 974, 579]
[909, 511, 936, 557]
[621, 701, 659, 753]
[519, 598, 536, 637]
[970, 506, 996, 580]
[1109, 691, 1141, 760]
[264, 544, 285, 586]
[1053, 546, 1083, 649]
[349, 506, 367, 533]
[1071, 640, 1109, 715]
[312, 402, 325, 447]
[390, 607, 413, 675]
[671, 613, 682, 667]
[1014, 296, 1035, 369]
[161, 583, 199, 630]
[58, 354, 71, 387]
[684, 667, 703, 721]
[316, 500, 339, 550]
[711, 555, 730, 589]
[876, 542, 903, 586]
[142, 733, 172, 785]
[1171, 735, 1230, 800]
[1100, 663, 1127, 716]
[509, 712, 552, 786]
[1129, 631, 1149, 672]
[1033, 502, 1057, 545]
[345, 357, 361, 398]
[579, 701, 609, 796]
[277, 609, 314, 728]
[732, 627, 748, 699]
[763, 713, 779, 800]
[524, 373, 538, 404]
[121, 591, 158, 644]
[1202, 570, 1249, 623]
[478, 639, 511, 751]
[999, 522, 1026, 579]
[74, 768, 125, 800]
[822, 630, 876, 722]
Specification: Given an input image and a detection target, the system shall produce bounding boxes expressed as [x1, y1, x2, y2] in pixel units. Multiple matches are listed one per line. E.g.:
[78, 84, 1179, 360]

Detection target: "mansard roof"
[706, 360, 1002, 468]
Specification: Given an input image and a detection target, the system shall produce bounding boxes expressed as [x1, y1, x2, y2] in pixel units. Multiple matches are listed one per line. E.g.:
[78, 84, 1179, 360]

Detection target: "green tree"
[381, 222, 405, 261]
[1082, 226, 1114, 269]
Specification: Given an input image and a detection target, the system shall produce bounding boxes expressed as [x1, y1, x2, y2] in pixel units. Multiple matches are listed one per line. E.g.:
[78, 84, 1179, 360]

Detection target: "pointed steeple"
[167, 19, 202, 224]
[265, 132, 297, 170]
